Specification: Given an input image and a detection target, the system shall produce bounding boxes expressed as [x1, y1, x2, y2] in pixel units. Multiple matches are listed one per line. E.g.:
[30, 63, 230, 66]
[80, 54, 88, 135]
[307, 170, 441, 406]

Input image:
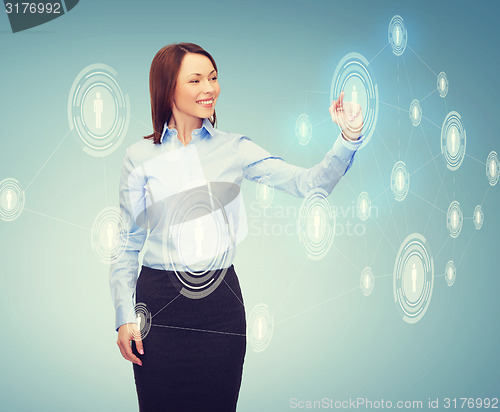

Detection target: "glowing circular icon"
[298, 188, 335, 260]
[441, 111, 466, 171]
[447, 201, 463, 238]
[388, 15, 407, 56]
[248, 303, 273, 353]
[163, 185, 236, 299]
[91, 207, 129, 263]
[391, 161, 409, 202]
[409, 99, 422, 127]
[393, 233, 434, 324]
[445, 261, 456, 287]
[0, 178, 24, 222]
[486, 151, 499, 186]
[357, 191, 371, 221]
[437, 72, 448, 98]
[473, 205, 484, 230]
[330, 52, 379, 149]
[68, 63, 130, 157]
[295, 113, 312, 146]
[127, 302, 152, 341]
[256, 176, 274, 208]
[360, 266, 375, 296]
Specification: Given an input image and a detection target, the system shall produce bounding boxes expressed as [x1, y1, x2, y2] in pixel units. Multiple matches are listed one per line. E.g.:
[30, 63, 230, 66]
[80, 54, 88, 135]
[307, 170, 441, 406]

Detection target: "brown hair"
[143, 42, 218, 144]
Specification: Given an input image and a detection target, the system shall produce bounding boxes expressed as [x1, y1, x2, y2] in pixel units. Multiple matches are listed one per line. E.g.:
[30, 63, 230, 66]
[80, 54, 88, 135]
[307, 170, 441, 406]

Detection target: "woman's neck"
[168, 113, 203, 146]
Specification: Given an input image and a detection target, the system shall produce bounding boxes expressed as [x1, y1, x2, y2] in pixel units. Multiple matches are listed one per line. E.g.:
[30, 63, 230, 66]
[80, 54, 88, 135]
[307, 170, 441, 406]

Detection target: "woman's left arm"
[237, 91, 364, 198]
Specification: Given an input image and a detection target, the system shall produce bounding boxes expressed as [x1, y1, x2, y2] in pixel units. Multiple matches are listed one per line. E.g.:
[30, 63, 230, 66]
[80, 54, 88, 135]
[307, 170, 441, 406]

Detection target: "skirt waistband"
[136, 263, 241, 303]
[140, 264, 234, 275]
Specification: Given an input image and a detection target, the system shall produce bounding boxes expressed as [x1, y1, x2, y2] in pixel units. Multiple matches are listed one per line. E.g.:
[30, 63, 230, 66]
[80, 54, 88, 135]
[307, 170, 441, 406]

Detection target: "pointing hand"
[329, 91, 364, 141]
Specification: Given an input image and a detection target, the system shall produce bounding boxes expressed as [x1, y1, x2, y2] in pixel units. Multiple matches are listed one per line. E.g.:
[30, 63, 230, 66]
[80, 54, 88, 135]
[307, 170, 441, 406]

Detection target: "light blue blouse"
[109, 117, 363, 331]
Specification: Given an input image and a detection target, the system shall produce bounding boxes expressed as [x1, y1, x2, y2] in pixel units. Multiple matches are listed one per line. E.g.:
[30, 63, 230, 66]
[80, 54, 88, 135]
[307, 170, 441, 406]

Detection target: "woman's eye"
[189, 77, 216, 83]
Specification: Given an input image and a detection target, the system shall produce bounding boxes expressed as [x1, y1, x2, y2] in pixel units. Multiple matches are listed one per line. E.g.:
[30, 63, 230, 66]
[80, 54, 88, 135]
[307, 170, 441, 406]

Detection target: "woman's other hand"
[117, 323, 143, 366]
[329, 90, 364, 141]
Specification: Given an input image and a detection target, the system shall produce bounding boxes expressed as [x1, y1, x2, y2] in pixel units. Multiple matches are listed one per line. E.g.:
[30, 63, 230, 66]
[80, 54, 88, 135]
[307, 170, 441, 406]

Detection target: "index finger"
[332, 91, 343, 112]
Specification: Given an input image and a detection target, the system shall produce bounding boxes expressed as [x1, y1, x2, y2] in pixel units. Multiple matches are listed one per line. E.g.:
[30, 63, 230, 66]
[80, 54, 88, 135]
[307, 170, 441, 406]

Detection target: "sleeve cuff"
[326, 132, 364, 176]
[115, 303, 138, 332]
[340, 132, 365, 151]
[329, 132, 363, 162]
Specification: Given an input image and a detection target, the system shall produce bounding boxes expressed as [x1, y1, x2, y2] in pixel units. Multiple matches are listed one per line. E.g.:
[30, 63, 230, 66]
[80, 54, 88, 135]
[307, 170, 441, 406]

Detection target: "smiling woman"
[144, 43, 220, 146]
[110, 42, 364, 412]
[167, 53, 220, 145]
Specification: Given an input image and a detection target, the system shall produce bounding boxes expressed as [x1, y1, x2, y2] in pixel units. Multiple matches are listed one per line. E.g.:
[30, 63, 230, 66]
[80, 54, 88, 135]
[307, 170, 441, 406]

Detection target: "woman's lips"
[196, 98, 214, 107]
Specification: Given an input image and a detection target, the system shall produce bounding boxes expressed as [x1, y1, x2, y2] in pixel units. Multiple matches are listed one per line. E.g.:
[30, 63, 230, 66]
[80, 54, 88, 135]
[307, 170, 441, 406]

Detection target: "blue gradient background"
[1, 0, 499, 410]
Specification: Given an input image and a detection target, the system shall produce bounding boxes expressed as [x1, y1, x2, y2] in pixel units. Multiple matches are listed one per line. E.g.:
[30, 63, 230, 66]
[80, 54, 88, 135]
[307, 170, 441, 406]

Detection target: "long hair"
[144, 43, 218, 144]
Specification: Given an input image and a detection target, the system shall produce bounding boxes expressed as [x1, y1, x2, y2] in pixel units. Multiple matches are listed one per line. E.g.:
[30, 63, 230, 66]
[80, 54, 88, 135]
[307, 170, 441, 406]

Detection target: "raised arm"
[237, 92, 364, 197]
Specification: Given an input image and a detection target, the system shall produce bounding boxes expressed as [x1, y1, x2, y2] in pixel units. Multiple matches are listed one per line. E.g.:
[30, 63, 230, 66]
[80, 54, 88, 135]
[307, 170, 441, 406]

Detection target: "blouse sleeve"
[109, 147, 148, 332]
[237, 132, 363, 198]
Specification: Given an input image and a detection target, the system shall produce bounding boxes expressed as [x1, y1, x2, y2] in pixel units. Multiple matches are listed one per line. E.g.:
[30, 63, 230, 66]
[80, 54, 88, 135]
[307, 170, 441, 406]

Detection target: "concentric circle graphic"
[91, 207, 129, 263]
[0, 178, 24, 222]
[391, 161, 409, 202]
[388, 15, 407, 56]
[473, 205, 484, 230]
[357, 191, 371, 221]
[437, 72, 448, 98]
[445, 261, 456, 287]
[393, 233, 434, 324]
[163, 185, 236, 299]
[330, 52, 379, 149]
[127, 302, 152, 341]
[295, 113, 312, 146]
[256, 176, 274, 208]
[68, 63, 130, 157]
[298, 188, 336, 260]
[248, 303, 273, 353]
[441, 111, 466, 171]
[447, 201, 463, 238]
[486, 151, 499, 186]
[360, 266, 375, 296]
[409, 99, 422, 126]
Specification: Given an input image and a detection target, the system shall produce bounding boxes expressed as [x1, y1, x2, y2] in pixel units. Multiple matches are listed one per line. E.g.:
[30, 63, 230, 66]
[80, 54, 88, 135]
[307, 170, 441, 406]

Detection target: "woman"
[110, 42, 363, 411]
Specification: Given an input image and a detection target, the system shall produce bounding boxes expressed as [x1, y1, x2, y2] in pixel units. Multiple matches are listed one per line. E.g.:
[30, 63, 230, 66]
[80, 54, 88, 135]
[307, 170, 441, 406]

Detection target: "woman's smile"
[196, 98, 214, 107]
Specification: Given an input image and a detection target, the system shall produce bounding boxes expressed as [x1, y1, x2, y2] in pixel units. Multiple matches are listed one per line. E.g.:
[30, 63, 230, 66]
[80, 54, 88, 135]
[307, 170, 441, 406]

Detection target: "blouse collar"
[160, 117, 215, 144]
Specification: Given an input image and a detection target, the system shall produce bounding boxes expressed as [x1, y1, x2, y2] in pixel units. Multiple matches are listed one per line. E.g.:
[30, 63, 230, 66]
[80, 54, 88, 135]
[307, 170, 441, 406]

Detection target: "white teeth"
[197, 99, 213, 105]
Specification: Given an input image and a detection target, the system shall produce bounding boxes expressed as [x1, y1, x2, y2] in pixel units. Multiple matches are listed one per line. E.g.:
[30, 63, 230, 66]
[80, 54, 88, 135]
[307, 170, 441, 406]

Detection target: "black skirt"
[131, 264, 247, 412]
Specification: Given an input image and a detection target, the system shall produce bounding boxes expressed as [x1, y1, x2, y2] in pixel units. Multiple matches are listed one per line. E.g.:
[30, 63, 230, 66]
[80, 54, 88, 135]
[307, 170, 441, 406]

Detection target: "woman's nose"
[202, 80, 214, 93]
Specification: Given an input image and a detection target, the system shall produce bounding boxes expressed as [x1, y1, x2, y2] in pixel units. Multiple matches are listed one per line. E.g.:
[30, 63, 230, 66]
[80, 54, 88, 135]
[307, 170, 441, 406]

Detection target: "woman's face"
[172, 52, 220, 121]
